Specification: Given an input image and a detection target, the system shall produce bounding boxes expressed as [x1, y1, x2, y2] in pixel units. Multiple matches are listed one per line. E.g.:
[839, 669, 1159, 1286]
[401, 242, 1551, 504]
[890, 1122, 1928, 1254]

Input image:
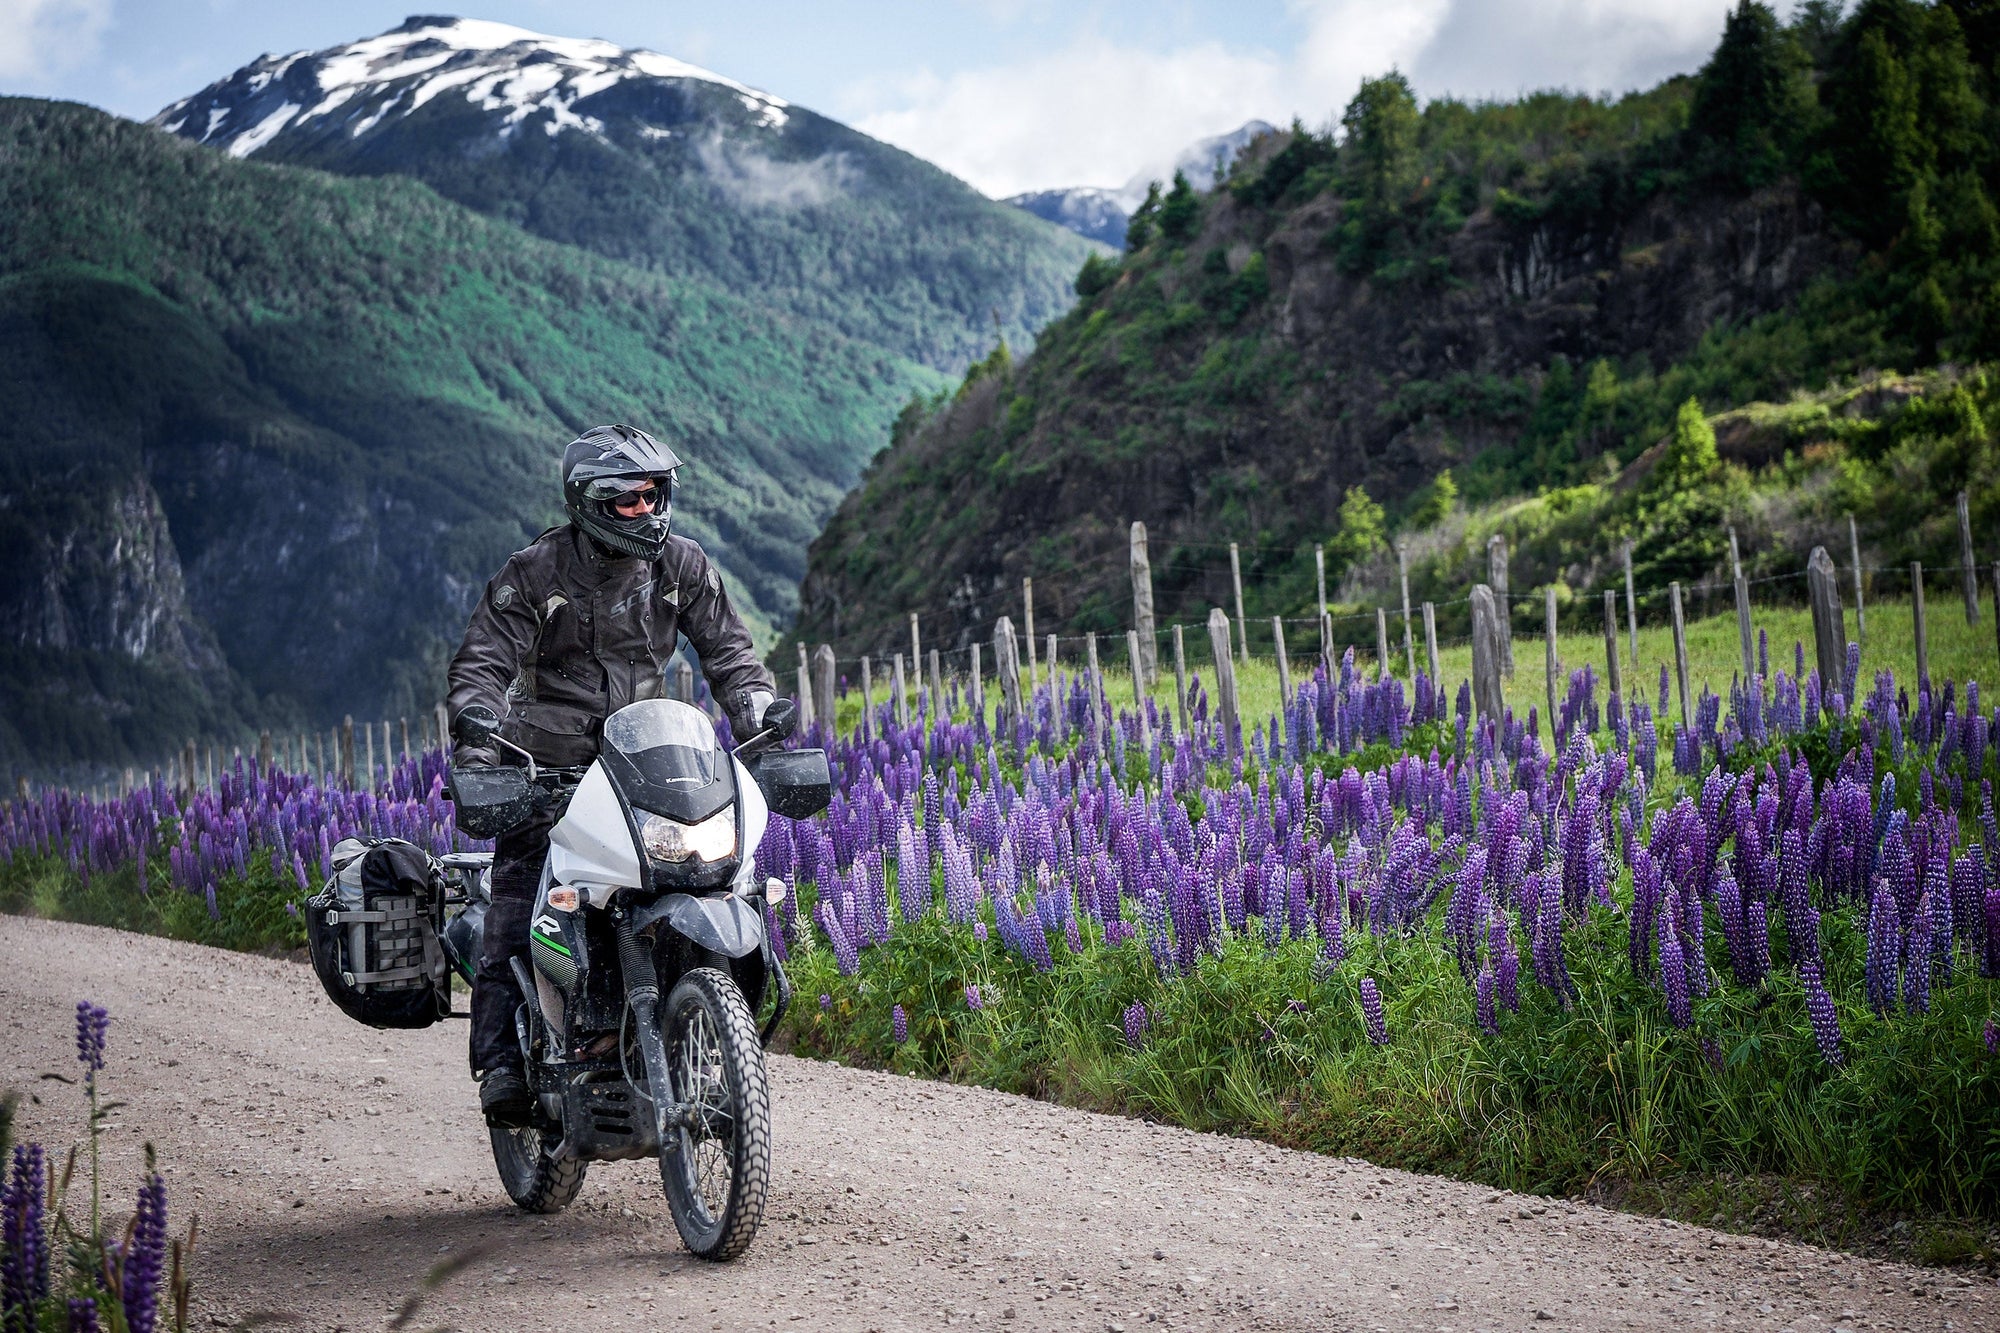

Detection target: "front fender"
[629, 892, 765, 959]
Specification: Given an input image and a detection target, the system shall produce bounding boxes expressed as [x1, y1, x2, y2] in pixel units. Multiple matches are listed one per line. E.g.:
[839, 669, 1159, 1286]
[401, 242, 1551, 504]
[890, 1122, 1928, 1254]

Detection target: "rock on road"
[0, 918, 1986, 1332]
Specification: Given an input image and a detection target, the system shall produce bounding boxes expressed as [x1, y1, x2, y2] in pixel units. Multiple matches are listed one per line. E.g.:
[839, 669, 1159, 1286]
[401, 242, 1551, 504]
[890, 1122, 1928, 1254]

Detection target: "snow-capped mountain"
[1007, 120, 1278, 248]
[152, 16, 1094, 374]
[154, 15, 792, 157]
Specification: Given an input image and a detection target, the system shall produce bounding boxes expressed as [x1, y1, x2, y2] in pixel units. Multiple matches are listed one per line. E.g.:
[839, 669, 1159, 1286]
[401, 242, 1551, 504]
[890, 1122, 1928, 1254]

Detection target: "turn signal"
[546, 886, 579, 911]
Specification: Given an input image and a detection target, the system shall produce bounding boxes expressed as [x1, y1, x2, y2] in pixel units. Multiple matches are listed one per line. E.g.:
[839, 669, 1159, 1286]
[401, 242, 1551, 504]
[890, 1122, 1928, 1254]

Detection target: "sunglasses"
[607, 486, 662, 513]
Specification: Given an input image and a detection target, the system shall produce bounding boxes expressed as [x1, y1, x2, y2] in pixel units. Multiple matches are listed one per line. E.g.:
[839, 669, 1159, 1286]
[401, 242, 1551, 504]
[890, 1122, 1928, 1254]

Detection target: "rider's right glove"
[452, 703, 503, 747]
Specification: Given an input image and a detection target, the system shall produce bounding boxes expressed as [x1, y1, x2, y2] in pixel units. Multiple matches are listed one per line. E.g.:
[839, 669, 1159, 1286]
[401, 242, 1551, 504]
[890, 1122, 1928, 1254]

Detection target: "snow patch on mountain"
[153, 15, 790, 154]
[1006, 119, 1277, 248]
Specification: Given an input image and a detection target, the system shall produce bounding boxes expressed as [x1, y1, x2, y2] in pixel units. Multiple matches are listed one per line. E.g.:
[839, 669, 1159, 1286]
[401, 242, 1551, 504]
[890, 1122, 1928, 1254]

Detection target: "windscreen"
[604, 700, 719, 787]
[602, 699, 735, 825]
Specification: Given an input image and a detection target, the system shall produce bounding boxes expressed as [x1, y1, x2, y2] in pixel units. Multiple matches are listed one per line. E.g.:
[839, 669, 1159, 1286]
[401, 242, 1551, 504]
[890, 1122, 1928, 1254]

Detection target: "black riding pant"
[469, 808, 556, 1077]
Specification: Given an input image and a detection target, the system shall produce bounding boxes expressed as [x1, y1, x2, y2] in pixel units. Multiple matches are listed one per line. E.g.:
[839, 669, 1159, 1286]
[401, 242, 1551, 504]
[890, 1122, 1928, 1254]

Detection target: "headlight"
[639, 808, 736, 864]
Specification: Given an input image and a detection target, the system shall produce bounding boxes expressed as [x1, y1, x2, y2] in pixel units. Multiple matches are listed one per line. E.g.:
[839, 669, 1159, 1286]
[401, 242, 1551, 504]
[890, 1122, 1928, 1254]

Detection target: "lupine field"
[4, 632, 2000, 1252]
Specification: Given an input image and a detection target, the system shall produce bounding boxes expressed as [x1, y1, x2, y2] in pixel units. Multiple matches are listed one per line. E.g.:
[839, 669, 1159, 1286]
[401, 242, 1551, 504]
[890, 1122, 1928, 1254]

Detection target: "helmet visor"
[582, 473, 671, 501]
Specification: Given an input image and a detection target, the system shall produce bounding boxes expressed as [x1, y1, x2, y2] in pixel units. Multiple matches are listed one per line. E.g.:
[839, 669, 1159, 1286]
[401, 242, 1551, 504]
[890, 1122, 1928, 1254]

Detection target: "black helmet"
[562, 424, 682, 560]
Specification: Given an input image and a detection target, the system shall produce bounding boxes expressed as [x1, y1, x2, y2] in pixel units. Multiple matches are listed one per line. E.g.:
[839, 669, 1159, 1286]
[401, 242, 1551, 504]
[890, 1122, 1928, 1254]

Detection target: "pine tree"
[1688, 1, 1813, 188]
[1158, 171, 1200, 242]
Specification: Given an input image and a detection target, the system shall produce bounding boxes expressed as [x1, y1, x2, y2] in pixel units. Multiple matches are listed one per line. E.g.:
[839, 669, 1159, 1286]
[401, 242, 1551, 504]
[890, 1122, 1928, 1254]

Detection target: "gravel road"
[1, 917, 1986, 1332]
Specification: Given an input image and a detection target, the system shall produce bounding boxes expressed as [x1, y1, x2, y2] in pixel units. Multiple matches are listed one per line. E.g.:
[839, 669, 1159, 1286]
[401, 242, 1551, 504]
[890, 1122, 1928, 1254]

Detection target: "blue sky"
[5, 1, 1751, 197]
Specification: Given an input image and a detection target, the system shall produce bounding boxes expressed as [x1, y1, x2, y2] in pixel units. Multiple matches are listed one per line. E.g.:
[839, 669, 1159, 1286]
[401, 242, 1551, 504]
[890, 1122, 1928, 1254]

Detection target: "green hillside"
[791, 0, 2000, 658]
[0, 99, 945, 770]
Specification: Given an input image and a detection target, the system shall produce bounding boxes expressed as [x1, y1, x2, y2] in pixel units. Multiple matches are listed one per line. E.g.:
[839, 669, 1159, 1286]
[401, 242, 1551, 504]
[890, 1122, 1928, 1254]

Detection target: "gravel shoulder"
[2, 916, 1986, 1332]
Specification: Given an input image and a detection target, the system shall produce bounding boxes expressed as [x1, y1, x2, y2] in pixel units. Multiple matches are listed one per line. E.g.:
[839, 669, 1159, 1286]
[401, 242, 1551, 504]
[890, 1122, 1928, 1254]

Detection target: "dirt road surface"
[1, 917, 1986, 1332]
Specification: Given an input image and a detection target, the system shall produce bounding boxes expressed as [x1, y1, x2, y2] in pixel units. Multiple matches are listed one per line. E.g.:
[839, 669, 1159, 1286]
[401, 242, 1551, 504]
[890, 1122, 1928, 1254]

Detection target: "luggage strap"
[324, 905, 427, 926]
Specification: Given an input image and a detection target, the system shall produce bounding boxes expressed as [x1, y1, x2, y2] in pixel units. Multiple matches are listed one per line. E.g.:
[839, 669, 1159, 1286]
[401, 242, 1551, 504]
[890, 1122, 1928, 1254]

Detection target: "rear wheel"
[657, 967, 770, 1261]
[490, 1121, 585, 1214]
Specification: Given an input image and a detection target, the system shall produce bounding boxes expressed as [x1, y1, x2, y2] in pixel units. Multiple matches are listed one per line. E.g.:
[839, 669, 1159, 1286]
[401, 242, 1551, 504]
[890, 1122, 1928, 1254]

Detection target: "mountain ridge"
[152, 15, 1097, 374]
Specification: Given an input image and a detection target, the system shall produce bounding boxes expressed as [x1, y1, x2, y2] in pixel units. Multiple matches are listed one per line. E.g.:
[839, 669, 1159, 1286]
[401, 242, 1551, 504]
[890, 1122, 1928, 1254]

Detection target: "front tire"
[490, 1121, 586, 1214]
[658, 967, 770, 1260]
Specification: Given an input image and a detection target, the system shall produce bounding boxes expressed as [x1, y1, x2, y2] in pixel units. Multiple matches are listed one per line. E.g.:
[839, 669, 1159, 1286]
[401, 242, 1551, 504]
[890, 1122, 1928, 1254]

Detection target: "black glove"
[452, 704, 503, 747]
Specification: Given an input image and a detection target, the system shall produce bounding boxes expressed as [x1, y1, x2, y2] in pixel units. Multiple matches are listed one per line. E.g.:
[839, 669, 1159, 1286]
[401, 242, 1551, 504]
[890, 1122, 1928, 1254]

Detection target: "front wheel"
[657, 967, 770, 1260]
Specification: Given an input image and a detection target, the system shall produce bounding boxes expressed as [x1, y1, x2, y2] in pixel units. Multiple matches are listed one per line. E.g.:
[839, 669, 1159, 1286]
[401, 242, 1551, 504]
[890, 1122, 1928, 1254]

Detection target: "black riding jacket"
[446, 525, 774, 767]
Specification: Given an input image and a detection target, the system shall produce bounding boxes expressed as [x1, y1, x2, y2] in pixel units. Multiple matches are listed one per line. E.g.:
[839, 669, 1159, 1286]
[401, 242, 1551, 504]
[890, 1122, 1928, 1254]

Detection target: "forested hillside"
[0, 100, 942, 770]
[792, 0, 2000, 656]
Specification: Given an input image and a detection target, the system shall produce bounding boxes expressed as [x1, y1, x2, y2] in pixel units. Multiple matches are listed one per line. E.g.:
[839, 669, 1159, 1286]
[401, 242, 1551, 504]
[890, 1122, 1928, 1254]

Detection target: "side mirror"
[763, 697, 799, 740]
[750, 748, 831, 819]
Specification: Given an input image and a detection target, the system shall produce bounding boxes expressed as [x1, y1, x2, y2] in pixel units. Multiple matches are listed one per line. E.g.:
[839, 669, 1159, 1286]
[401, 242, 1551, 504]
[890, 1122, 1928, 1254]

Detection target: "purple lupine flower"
[68, 1297, 101, 1333]
[122, 1172, 167, 1333]
[891, 1005, 908, 1044]
[1985, 1018, 1998, 1054]
[1659, 900, 1693, 1029]
[965, 984, 984, 1010]
[75, 1000, 108, 1086]
[1475, 965, 1498, 1035]
[1800, 961, 1844, 1067]
[2, 1143, 48, 1314]
[972, 920, 989, 942]
[818, 993, 831, 1012]
[1123, 1002, 1148, 1049]
[1864, 886, 1901, 1015]
[1359, 977, 1388, 1045]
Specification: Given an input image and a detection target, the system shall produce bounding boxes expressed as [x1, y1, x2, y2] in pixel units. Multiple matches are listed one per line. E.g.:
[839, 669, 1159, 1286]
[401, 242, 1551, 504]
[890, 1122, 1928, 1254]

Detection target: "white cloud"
[844, 0, 1736, 199]
[0, 0, 112, 82]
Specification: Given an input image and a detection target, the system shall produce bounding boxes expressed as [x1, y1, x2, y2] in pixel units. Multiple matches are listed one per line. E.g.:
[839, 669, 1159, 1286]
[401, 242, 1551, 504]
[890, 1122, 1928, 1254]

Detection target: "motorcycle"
[439, 695, 827, 1261]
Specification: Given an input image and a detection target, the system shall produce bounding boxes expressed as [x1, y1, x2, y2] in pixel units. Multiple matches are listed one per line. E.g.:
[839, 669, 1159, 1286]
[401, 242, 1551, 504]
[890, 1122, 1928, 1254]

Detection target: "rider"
[446, 424, 776, 1126]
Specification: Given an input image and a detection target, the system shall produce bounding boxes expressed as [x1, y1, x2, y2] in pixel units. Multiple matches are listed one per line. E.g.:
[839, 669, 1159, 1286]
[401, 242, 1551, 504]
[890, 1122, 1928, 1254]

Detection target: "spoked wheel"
[657, 967, 770, 1261]
[490, 1121, 586, 1214]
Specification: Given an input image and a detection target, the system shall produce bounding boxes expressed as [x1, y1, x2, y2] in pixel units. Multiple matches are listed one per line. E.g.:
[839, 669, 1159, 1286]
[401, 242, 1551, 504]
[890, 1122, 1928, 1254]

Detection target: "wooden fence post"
[365, 723, 378, 792]
[1375, 607, 1391, 682]
[1128, 629, 1151, 751]
[341, 716, 356, 789]
[1960, 491, 1979, 624]
[1623, 540, 1639, 667]
[1543, 588, 1560, 743]
[1022, 578, 1037, 693]
[994, 616, 1022, 725]
[258, 730, 272, 775]
[1397, 538, 1415, 679]
[1421, 601, 1440, 686]
[314, 733, 326, 782]
[1806, 546, 1847, 713]
[1131, 521, 1158, 683]
[813, 644, 837, 735]
[929, 648, 945, 726]
[400, 716, 411, 766]
[1046, 633, 1058, 675]
[892, 653, 910, 729]
[1230, 541, 1248, 662]
[1470, 584, 1503, 723]
[1603, 589, 1623, 702]
[1488, 534, 1513, 675]
[1272, 616, 1292, 705]
[1992, 562, 2000, 669]
[795, 643, 812, 725]
[434, 702, 449, 756]
[860, 655, 874, 739]
[1669, 583, 1692, 731]
[909, 613, 924, 690]
[1315, 547, 1329, 661]
[968, 644, 983, 721]
[1206, 608, 1241, 756]
[1911, 561, 1930, 688]
[1729, 526, 1754, 680]
[1172, 623, 1190, 736]
[1848, 513, 1866, 644]
[1084, 632, 1104, 753]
